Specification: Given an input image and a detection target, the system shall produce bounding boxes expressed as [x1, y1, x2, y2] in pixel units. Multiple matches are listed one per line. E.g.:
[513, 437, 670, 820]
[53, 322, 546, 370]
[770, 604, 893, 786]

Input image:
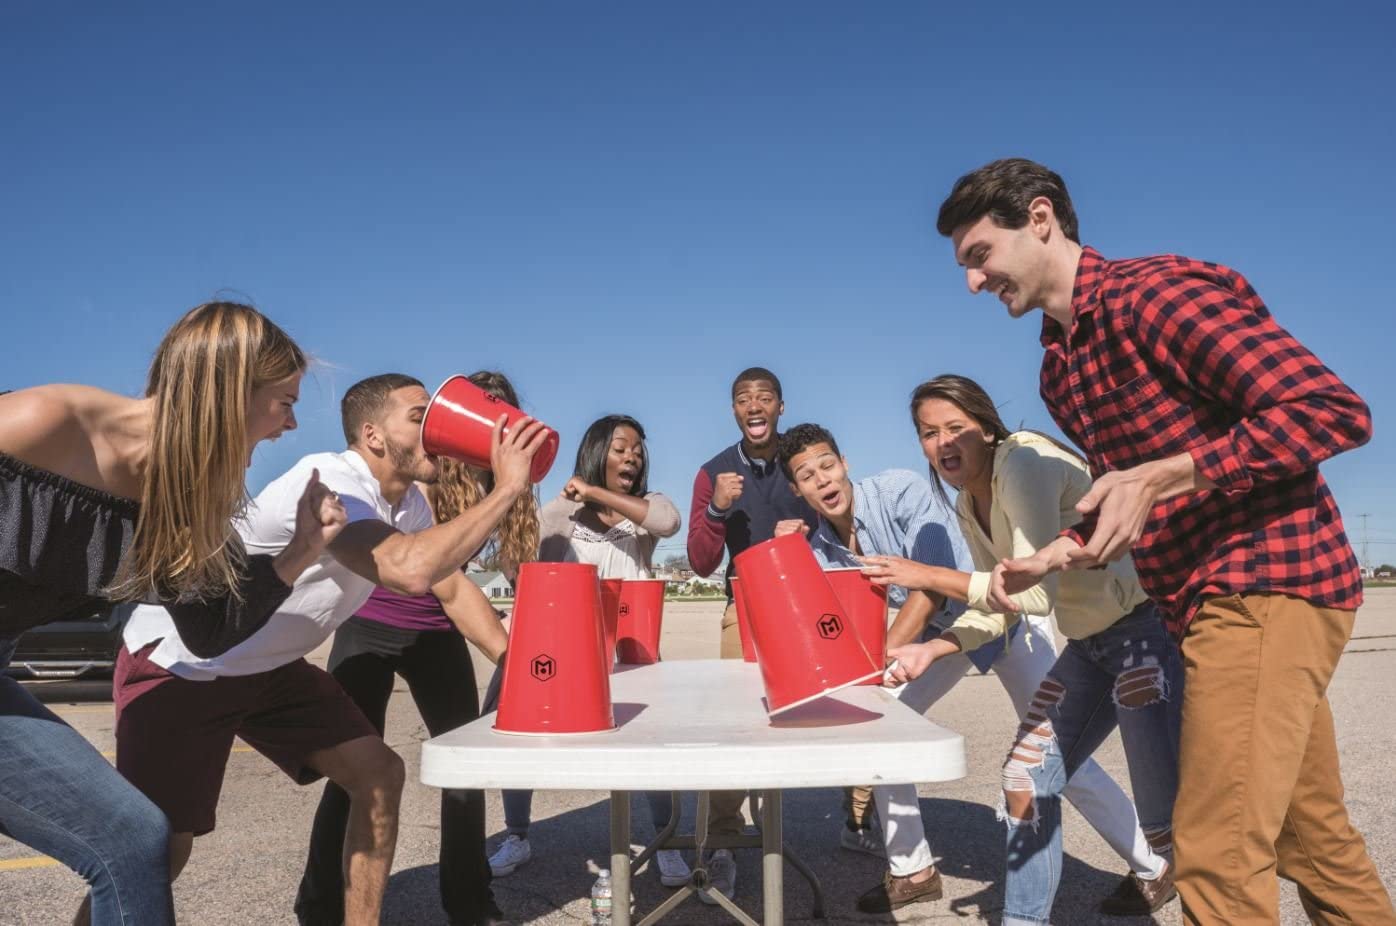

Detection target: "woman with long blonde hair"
[0, 301, 345, 926]
[297, 370, 538, 926]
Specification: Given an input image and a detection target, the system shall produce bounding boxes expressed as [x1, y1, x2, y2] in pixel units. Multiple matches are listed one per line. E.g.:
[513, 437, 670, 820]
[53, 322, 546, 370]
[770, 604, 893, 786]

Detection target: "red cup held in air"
[494, 562, 615, 735]
[823, 567, 889, 685]
[615, 578, 667, 665]
[598, 578, 623, 671]
[421, 374, 560, 483]
[728, 575, 758, 663]
[733, 533, 882, 715]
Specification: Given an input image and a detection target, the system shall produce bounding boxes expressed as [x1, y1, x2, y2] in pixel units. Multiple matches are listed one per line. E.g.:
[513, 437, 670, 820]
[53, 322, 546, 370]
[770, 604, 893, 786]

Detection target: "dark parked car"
[4, 602, 136, 681]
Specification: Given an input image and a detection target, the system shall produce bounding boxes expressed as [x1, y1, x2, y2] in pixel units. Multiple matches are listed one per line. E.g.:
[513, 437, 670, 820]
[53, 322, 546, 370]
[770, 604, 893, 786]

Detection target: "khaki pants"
[844, 785, 874, 829]
[1174, 594, 1395, 925]
[709, 603, 753, 836]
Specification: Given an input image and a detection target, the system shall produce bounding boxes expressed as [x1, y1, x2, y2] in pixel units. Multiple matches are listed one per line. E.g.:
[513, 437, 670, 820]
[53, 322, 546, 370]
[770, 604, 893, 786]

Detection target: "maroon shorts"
[113, 643, 377, 836]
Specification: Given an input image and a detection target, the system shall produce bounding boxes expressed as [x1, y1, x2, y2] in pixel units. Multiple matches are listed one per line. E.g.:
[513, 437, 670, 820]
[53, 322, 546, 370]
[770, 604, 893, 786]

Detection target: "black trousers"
[295, 617, 493, 925]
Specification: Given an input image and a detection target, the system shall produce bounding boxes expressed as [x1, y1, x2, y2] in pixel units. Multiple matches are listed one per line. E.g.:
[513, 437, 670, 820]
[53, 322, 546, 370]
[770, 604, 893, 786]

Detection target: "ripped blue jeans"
[1001, 602, 1183, 926]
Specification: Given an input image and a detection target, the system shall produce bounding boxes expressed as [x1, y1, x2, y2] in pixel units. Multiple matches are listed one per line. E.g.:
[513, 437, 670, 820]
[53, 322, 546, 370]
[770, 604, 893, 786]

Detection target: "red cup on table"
[616, 578, 667, 665]
[728, 575, 758, 662]
[823, 567, 888, 684]
[494, 562, 615, 735]
[598, 577, 623, 672]
[733, 533, 881, 715]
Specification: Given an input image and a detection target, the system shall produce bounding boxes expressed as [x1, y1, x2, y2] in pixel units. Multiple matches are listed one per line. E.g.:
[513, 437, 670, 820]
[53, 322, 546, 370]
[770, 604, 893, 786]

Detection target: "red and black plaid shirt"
[1041, 247, 1370, 636]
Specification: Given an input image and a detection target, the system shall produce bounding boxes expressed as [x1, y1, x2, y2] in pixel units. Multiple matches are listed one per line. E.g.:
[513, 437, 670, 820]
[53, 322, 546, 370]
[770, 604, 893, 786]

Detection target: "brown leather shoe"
[1098, 861, 1176, 915]
[856, 866, 943, 913]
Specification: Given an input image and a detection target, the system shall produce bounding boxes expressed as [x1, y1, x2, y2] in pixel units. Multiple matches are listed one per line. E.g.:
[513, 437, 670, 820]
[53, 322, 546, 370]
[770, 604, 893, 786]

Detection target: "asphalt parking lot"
[4, 591, 1394, 925]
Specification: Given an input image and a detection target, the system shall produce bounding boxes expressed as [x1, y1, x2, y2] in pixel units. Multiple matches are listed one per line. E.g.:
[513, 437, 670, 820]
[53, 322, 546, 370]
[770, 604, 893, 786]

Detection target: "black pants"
[295, 617, 494, 925]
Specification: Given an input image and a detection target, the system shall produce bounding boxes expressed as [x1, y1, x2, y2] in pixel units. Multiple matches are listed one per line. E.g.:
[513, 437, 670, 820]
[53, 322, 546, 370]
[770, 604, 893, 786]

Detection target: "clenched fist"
[712, 472, 745, 510]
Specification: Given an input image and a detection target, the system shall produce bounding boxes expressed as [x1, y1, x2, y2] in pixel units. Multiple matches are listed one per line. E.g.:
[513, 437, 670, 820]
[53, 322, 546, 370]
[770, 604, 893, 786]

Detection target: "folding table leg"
[761, 790, 783, 925]
[610, 790, 632, 926]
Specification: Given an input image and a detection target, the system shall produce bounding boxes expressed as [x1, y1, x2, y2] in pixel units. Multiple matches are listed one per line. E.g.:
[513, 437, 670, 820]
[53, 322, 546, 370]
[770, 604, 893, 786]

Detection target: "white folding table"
[421, 659, 965, 925]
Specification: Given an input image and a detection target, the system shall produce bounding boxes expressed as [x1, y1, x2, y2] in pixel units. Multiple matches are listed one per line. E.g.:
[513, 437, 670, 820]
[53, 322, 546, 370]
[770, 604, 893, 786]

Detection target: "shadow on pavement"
[384, 790, 1168, 925]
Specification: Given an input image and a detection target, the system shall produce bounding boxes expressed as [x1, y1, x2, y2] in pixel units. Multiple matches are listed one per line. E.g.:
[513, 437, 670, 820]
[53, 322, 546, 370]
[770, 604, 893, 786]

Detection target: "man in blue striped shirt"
[776, 423, 1007, 914]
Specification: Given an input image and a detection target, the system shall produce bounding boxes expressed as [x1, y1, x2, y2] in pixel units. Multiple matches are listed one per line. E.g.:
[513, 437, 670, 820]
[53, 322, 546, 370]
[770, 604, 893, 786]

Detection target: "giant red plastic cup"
[728, 575, 758, 663]
[421, 374, 560, 483]
[598, 578, 623, 671]
[824, 567, 888, 685]
[494, 562, 615, 735]
[733, 534, 882, 715]
[616, 578, 667, 665]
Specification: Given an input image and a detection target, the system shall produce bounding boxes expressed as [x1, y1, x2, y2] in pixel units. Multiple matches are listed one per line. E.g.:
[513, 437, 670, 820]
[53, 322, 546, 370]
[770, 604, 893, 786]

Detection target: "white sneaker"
[698, 849, 736, 904]
[488, 835, 532, 877]
[656, 848, 691, 887]
[840, 825, 886, 858]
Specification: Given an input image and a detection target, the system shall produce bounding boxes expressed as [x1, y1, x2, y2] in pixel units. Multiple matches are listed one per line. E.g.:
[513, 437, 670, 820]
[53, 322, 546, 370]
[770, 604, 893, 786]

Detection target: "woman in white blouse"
[491, 415, 689, 888]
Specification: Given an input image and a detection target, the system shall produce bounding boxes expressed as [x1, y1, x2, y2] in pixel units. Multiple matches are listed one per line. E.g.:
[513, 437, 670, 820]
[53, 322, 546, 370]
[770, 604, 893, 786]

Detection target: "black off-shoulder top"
[0, 450, 292, 657]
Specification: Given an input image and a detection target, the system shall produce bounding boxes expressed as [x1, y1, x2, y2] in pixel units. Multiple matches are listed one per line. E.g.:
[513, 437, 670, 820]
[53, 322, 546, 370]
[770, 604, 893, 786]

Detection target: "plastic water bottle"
[590, 868, 613, 925]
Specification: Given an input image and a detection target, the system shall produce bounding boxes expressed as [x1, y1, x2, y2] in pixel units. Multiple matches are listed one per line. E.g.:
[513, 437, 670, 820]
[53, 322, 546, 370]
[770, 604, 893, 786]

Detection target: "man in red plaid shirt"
[935, 158, 1393, 925]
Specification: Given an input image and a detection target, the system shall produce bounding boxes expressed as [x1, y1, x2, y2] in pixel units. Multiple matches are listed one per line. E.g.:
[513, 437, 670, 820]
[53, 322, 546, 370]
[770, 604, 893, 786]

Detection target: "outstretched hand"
[884, 643, 937, 686]
[987, 554, 1051, 613]
[858, 554, 936, 591]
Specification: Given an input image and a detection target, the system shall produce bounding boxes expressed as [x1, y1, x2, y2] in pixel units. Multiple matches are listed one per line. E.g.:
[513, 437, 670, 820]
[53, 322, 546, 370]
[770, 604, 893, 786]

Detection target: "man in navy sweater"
[684, 366, 817, 903]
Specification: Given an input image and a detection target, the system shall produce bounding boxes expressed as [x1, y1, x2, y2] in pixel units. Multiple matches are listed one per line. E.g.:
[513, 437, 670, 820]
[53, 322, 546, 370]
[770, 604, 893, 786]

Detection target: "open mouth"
[939, 452, 962, 475]
[616, 467, 637, 488]
[819, 488, 842, 509]
[993, 280, 1015, 306]
[745, 417, 769, 440]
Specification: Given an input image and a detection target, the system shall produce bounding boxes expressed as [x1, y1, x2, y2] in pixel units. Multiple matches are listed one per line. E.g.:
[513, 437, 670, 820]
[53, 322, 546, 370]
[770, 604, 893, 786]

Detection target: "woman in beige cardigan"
[866, 375, 1182, 924]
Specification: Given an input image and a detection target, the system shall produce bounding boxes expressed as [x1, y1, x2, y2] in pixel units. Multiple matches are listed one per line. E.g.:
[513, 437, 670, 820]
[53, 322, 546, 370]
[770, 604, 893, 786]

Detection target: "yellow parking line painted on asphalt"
[2, 748, 259, 874]
[0, 856, 62, 871]
[96, 746, 256, 759]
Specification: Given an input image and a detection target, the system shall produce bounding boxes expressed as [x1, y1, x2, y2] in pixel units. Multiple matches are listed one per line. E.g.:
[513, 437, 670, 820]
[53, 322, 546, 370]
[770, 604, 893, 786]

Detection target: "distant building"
[468, 570, 514, 599]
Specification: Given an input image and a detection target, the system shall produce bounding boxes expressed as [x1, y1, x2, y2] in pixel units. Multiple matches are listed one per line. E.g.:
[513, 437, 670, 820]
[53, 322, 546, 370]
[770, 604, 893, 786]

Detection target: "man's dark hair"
[573, 414, 649, 498]
[936, 158, 1080, 243]
[731, 367, 783, 401]
[341, 373, 425, 445]
[777, 423, 841, 481]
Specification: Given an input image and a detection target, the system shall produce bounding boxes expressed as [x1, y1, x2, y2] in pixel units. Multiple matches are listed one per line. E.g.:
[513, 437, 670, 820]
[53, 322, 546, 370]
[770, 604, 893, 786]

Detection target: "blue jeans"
[0, 638, 174, 925]
[1001, 603, 1183, 926]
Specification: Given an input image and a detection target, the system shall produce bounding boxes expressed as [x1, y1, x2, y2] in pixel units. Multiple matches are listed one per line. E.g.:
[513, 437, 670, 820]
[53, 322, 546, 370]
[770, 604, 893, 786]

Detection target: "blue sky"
[5, 2, 1395, 565]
